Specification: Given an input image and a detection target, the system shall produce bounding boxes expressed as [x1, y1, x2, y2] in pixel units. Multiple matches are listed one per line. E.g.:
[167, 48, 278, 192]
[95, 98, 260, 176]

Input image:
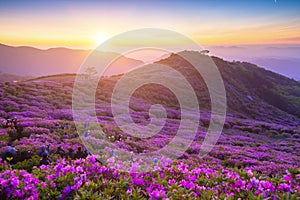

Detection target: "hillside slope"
[2, 51, 299, 126]
[156, 51, 300, 124]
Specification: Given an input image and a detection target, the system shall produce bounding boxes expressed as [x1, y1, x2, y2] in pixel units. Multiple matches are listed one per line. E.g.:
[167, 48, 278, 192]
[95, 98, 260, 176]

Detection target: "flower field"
[0, 75, 299, 199]
[0, 155, 299, 199]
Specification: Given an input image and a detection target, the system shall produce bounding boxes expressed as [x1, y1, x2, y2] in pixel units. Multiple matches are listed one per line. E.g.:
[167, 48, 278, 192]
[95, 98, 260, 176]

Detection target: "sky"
[0, 0, 300, 49]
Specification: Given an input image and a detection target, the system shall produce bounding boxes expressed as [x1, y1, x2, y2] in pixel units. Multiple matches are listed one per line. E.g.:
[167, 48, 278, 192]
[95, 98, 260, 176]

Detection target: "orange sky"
[0, 1, 300, 49]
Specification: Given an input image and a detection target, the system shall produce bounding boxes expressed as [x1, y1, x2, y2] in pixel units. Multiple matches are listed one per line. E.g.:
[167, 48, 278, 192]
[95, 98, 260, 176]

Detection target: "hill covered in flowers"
[0, 53, 299, 199]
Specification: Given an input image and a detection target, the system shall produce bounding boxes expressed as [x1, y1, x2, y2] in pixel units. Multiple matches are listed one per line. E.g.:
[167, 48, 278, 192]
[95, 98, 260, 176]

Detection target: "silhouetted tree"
[200, 50, 210, 55]
[85, 66, 98, 79]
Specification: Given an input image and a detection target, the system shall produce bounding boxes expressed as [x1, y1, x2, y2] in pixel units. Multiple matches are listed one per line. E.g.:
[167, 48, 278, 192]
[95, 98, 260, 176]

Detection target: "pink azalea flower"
[283, 175, 291, 182]
[149, 189, 166, 200]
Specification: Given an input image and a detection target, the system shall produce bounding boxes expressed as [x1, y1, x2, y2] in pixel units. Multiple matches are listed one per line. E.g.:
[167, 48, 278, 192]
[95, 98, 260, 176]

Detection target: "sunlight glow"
[94, 33, 109, 46]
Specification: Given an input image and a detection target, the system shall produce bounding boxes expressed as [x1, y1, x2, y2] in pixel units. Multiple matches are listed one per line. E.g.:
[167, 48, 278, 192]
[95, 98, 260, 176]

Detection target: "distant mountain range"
[1, 43, 299, 81]
[206, 45, 300, 81]
[0, 43, 143, 76]
[251, 58, 300, 81]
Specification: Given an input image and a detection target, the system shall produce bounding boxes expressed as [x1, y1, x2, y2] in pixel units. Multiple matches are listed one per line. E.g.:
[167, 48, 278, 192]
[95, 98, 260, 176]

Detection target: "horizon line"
[1, 42, 300, 51]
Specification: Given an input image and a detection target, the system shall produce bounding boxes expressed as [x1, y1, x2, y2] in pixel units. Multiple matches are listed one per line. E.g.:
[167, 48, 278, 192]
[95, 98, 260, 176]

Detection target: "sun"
[94, 33, 109, 45]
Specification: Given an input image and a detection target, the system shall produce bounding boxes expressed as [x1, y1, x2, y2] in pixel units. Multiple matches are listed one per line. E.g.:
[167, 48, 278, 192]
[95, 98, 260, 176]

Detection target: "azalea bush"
[0, 156, 299, 199]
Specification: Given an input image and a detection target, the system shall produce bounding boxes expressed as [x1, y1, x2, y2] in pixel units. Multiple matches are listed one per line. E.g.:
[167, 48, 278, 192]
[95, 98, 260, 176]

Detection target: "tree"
[200, 50, 210, 55]
[85, 66, 98, 79]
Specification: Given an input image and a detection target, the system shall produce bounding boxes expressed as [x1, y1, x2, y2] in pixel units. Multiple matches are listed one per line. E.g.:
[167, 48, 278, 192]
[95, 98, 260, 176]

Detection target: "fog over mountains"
[0, 43, 299, 81]
[206, 45, 300, 81]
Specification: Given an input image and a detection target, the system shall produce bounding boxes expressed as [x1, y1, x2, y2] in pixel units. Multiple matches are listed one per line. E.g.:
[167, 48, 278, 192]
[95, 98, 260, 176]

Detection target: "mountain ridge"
[0, 43, 143, 76]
